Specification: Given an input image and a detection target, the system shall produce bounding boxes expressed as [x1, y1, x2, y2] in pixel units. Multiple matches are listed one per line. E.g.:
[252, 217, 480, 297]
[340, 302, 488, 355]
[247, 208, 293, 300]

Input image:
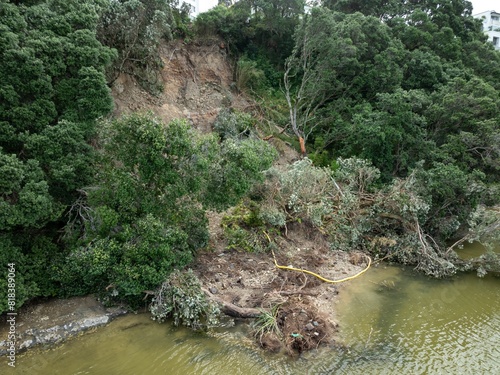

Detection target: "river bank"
[0, 296, 127, 356]
[0, 224, 366, 357]
[8, 256, 500, 374]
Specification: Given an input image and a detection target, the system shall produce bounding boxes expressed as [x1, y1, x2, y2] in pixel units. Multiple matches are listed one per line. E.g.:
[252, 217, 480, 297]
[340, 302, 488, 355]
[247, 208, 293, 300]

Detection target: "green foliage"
[255, 156, 496, 278]
[414, 163, 485, 239]
[204, 137, 277, 210]
[0, 0, 114, 312]
[0, 234, 63, 314]
[262, 158, 335, 227]
[56, 238, 118, 297]
[169, 0, 194, 39]
[252, 303, 282, 341]
[0, 237, 36, 313]
[58, 212, 194, 307]
[96, 0, 174, 94]
[194, 1, 302, 66]
[336, 90, 433, 180]
[213, 108, 253, 140]
[258, 205, 287, 228]
[0, 152, 61, 229]
[0, 1, 113, 218]
[150, 269, 220, 330]
[236, 57, 266, 92]
[221, 200, 268, 252]
[284, 7, 405, 144]
[274, 3, 499, 255]
[467, 205, 500, 277]
[58, 113, 275, 307]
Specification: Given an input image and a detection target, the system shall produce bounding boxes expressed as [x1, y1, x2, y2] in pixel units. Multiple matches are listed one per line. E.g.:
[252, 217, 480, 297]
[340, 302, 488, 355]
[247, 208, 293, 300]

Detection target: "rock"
[305, 323, 315, 331]
[0, 296, 127, 356]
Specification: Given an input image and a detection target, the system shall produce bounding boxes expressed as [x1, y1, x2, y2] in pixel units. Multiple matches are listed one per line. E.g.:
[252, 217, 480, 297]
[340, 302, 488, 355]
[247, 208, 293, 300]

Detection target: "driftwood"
[202, 288, 261, 318]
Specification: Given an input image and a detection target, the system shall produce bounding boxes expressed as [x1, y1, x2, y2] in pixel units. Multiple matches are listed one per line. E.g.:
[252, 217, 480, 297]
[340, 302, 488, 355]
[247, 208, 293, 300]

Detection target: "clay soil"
[192, 218, 368, 355]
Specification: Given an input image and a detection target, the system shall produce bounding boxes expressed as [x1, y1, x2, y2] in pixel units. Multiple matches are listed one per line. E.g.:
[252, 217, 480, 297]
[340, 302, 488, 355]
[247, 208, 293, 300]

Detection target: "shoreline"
[0, 295, 127, 356]
[0, 241, 365, 357]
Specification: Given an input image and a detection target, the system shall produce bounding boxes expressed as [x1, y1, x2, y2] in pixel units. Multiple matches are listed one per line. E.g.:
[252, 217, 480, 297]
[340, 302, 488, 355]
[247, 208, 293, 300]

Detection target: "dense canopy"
[1, 0, 498, 314]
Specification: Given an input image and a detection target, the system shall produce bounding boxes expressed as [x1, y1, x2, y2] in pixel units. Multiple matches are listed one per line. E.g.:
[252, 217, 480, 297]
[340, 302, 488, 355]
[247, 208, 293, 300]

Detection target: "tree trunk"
[299, 136, 306, 156]
[202, 288, 261, 318]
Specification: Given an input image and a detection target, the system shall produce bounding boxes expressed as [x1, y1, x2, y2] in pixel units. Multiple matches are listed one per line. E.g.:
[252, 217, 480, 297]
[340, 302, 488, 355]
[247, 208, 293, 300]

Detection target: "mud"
[193, 219, 367, 355]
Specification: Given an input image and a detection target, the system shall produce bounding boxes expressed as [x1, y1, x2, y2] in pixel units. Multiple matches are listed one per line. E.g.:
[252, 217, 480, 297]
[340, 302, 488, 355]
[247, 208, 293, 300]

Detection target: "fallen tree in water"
[255, 158, 500, 278]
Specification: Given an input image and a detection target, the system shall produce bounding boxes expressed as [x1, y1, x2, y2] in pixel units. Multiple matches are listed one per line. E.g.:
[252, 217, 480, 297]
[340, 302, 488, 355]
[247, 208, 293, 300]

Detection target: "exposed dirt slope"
[111, 40, 250, 133]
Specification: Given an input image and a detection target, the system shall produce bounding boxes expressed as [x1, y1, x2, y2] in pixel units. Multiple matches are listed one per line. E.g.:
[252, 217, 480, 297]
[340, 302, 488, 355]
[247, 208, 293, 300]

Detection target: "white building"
[182, 0, 219, 17]
[181, 0, 200, 16]
[473, 10, 500, 50]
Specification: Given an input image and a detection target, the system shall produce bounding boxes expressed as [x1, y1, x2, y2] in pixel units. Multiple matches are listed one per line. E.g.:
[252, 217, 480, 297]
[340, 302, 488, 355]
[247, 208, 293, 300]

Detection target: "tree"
[0, 0, 114, 231]
[0, 0, 114, 313]
[59, 113, 276, 307]
[284, 8, 404, 154]
[96, 0, 175, 93]
[425, 76, 500, 181]
[339, 89, 433, 180]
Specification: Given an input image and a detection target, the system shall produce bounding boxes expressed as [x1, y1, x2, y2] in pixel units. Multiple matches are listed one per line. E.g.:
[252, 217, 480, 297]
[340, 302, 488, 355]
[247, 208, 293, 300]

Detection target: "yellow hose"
[264, 231, 371, 284]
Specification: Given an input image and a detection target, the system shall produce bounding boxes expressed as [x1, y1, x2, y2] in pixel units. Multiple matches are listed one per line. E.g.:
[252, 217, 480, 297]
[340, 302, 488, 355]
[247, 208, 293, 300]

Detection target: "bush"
[236, 57, 266, 92]
[58, 113, 276, 308]
[213, 109, 253, 140]
[261, 158, 334, 228]
[150, 269, 220, 330]
[221, 200, 267, 253]
[0, 237, 37, 314]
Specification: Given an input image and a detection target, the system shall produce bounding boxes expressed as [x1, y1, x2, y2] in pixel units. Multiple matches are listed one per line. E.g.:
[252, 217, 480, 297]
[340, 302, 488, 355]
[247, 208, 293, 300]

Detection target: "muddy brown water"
[3, 243, 499, 374]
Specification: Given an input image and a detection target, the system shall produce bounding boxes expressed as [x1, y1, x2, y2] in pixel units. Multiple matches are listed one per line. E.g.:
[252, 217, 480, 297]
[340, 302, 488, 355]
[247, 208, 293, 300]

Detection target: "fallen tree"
[201, 287, 260, 318]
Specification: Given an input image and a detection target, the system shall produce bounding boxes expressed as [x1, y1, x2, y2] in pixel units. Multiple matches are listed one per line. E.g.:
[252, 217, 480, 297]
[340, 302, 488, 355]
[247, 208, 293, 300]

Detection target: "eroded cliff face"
[111, 40, 248, 132]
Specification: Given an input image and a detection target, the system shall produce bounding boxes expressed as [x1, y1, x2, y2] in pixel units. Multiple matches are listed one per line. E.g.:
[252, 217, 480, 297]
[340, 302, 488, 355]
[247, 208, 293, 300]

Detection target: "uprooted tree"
[257, 158, 499, 278]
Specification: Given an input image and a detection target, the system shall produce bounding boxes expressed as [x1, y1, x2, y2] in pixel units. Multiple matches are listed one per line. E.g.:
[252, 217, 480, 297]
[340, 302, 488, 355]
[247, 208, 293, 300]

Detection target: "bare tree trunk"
[202, 288, 261, 318]
[299, 136, 306, 156]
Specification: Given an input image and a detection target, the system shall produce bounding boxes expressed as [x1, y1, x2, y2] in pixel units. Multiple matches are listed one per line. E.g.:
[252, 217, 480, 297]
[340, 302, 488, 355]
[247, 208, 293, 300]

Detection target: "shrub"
[0, 237, 37, 314]
[213, 109, 253, 140]
[221, 200, 267, 252]
[236, 57, 266, 92]
[261, 158, 334, 228]
[150, 269, 220, 330]
[58, 113, 276, 307]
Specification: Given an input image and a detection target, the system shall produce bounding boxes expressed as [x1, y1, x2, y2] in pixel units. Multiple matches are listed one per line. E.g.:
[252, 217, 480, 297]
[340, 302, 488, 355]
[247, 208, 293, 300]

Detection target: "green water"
[4, 245, 500, 374]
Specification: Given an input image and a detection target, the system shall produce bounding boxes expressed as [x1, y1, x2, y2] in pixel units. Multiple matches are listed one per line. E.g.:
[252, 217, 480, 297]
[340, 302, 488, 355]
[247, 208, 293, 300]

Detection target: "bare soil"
[193, 218, 367, 355]
[111, 39, 251, 134]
